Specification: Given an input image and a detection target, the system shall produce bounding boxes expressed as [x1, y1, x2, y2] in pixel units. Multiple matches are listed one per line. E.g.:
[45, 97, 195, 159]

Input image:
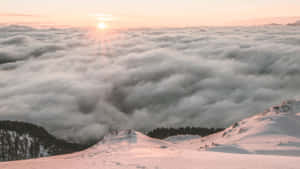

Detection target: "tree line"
[0, 120, 87, 161]
[147, 127, 224, 139]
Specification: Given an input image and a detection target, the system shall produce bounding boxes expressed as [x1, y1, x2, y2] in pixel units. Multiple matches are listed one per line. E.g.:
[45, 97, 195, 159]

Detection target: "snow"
[1, 130, 300, 169]
[1, 100, 300, 168]
[164, 135, 201, 143]
[178, 100, 300, 156]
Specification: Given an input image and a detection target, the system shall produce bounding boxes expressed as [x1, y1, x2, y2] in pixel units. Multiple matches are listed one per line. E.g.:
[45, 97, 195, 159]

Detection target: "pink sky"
[1, 0, 300, 28]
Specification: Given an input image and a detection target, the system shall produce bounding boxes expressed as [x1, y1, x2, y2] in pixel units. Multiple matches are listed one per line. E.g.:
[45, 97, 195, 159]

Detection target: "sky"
[1, 0, 300, 28]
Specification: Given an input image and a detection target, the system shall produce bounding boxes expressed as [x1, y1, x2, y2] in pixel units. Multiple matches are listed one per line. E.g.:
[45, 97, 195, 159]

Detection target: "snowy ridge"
[78, 129, 172, 158]
[1, 101, 300, 169]
[97, 129, 171, 146]
[100, 130, 144, 144]
[181, 100, 300, 156]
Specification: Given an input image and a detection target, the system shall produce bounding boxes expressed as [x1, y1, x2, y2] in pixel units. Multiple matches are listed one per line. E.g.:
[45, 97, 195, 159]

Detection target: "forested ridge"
[0, 121, 87, 161]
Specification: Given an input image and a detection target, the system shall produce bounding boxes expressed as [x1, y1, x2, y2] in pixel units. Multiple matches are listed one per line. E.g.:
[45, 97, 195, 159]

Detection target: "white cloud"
[0, 25, 300, 143]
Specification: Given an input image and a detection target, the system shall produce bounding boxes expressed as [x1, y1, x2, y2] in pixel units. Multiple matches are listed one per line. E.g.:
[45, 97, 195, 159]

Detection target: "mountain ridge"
[1, 100, 300, 168]
[175, 100, 300, 156]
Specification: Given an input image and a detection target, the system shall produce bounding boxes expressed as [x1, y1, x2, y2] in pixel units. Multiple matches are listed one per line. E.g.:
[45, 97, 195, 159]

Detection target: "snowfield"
[1, 100, 300, 169]
[179, 100, 300, 156]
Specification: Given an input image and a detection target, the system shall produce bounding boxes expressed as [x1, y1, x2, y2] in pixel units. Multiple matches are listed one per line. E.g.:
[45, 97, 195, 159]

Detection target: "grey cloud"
[0, 51, 20, 64]
[0, 25, 300, 143]
[1, 35, 30, 46]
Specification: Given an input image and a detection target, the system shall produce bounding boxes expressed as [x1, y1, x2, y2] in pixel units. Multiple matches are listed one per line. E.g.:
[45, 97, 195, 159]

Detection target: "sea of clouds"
[0, 25, 300, 143]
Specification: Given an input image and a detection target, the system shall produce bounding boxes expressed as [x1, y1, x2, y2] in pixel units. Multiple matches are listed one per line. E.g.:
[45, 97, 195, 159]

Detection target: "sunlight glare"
[98, 22, 108, 30]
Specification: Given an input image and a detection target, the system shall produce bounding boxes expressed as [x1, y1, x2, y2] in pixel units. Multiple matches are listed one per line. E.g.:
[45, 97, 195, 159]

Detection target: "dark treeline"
[0, 120, 88, 161]
[147, 127, 224, 139]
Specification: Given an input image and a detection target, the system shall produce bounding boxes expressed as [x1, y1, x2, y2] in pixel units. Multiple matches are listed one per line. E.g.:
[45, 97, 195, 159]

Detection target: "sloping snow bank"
[1, 130, 300, 169]
[180, 100, 300, 156]
[164, 135, 201, 143]
[1, 101, 300, 169]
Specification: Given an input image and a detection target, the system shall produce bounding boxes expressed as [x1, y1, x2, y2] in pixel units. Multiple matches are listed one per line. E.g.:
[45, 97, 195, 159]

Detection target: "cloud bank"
[0, 25, 300, 143]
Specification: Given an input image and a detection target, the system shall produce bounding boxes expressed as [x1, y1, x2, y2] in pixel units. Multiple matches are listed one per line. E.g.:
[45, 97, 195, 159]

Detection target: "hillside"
[0, 121, 87, 161]
[0, 100, 300, 168]
[0, 129, 299, 169]
[178, 100, 300, 156]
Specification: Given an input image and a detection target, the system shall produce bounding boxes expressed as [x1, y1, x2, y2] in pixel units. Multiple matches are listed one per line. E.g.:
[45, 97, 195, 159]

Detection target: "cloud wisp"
[0, 13, 41, 17]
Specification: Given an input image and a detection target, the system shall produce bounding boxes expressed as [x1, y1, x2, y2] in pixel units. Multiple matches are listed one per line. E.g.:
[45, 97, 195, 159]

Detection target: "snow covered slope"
[1, 129, 300, 169]
[1, 101, 300, 169]
[164, 135, 201, 143]
[180, 100, 300, 156]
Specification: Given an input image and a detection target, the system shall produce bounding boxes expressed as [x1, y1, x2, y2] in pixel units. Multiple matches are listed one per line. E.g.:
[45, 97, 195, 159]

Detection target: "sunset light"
[98, 22, 108, 30]
[1, 0, 300, 169]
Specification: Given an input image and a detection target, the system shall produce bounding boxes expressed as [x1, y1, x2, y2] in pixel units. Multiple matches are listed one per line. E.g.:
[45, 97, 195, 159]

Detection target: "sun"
[98, 22, 108, 30]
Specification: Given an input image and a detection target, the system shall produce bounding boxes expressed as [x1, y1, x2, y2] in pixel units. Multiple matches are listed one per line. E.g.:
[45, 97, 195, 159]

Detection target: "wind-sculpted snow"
[1, 25, 300, 143]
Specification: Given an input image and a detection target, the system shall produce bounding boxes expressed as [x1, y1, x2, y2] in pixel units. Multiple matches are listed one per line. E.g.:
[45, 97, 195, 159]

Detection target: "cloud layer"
[1, 25, 300, 143]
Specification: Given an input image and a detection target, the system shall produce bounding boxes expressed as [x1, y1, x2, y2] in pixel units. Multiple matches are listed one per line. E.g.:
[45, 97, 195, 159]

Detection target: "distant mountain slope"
[0, 121, 87, 161]
[1, 129, 300, 169]
[1, 100, 300, 168]
[180, 100, 300, 156]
